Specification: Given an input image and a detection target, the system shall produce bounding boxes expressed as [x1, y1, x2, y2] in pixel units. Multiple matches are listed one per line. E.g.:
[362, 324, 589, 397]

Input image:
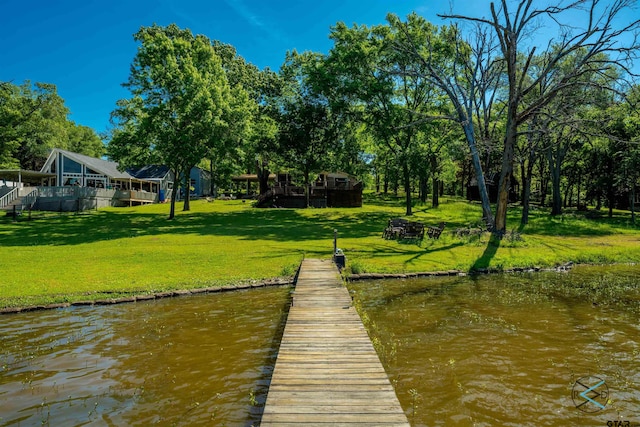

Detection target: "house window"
[86, 167, 100, 175]
[63, 156, 82, 174]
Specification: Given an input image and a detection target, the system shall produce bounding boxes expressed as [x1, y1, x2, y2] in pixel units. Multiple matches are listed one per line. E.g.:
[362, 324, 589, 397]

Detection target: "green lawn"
[1, 194, 639, 308]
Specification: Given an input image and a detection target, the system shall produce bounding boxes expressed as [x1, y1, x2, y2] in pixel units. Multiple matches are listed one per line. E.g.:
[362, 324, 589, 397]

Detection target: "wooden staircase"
[0, 187, 38, 217]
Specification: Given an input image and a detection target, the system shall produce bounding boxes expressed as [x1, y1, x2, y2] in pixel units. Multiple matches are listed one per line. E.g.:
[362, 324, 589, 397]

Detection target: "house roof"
[42, 149, 138, 180]
[127, 165, 171, 180]
[0, 169, 56, 184]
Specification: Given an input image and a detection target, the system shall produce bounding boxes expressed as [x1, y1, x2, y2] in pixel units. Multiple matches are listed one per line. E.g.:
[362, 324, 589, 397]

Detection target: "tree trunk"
[550, 164, 562, 216]
[304, 169, 310, 208]
[548, 143, 565, 216]
[402, 161, 412, 216]
[209, 160, 216, 197]
[631, 181, 636, 225]
[256, 159, 270, 195]
[462, 121, 494, 229]
[495, 119, 516, 233]
[432, 176, 439, 208]
[520, 159, 533, 226]
[168, 167, 180, 220]
[576, 173, 582, 208]
[419, 176, 427, 203]
[183, 173, 191, 211]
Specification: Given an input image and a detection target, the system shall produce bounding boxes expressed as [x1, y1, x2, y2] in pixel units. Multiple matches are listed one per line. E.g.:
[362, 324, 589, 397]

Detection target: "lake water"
[1, 266, 639, 426]
[0, 286, 291, 426]
[348, 264, 640, 426]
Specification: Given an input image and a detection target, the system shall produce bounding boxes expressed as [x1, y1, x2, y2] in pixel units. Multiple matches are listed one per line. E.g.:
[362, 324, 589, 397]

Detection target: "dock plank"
[261, 258, 409, 426]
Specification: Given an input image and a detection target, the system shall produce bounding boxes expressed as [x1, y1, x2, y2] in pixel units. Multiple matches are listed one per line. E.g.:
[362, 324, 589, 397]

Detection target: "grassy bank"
[1, 194, 639, 309]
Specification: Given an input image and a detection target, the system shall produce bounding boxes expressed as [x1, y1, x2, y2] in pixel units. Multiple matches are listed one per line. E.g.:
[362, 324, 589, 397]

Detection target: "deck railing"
[0, 188, 18, 208]
[114, 190, 157, 202]
[36, 187, 158, 203]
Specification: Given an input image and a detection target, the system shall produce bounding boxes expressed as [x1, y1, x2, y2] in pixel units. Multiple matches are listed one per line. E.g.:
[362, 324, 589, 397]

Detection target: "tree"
[324, 16, 448, 215]
[67, 122, 104, 158]
[442, 0, 640, 233]
[109, 24, 233, 219]
[599, 85, 640, 222]
[0, 81, 69, 170]
[211, 41, 276, 196]
[391, 15, 501, 226]
[277, 52, 339, 207]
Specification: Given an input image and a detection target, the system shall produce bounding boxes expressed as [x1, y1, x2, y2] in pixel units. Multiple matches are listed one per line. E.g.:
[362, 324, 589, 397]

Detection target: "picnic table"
[383, 218, 445, 240]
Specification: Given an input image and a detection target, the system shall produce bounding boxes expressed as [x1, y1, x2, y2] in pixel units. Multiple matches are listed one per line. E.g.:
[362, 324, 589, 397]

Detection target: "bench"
[383, 218, 409, 239]
[403, 221, 425, 239]
[427, 222, 446, 239]
[383, 218, 425, 240]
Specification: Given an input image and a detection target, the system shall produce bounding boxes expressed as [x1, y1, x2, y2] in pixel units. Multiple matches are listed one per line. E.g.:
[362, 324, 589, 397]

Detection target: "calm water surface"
[2, 267, 639, 426]
[0, 286, 291, 426]
[349, 265, 640, 427]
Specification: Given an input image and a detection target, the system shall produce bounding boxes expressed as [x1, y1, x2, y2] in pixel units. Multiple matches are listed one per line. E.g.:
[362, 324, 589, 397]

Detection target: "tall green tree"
[0, 81, 69, 170]
[109, 24, 233, 219]
[211, 41, 276, 196]
[324, 16, 446, 215]
[67, 122, 104, 158]
[277, 51, 339, 206]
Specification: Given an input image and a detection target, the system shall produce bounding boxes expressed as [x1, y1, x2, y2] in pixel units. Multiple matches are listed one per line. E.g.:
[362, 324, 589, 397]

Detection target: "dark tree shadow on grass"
[471, 235, 501, 271]
[403, 242, 465, 265]
[0, 207, 394, 247]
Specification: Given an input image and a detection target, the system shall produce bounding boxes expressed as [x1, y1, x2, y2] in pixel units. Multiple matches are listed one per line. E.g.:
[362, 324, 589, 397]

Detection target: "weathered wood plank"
[261, 258, 409, 426]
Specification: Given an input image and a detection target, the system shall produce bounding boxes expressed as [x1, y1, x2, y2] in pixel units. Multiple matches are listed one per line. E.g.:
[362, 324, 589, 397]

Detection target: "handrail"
[21, 188, 39, 209]
[0, 187, 18, 208]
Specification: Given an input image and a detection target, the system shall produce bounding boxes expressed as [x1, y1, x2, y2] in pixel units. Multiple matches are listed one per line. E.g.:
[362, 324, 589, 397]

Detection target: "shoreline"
[3, 260, 637, 315]
[346, 262, 575, 281]
[0, 277, 293, 315]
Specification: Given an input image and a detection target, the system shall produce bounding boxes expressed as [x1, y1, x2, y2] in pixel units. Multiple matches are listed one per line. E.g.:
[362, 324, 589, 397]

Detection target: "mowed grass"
[1, 194, 639, 308]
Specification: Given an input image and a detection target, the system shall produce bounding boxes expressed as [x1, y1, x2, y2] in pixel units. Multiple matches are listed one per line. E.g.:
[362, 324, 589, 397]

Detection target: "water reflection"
[0, 286, 291, 426]
[349, 265, 640, 426]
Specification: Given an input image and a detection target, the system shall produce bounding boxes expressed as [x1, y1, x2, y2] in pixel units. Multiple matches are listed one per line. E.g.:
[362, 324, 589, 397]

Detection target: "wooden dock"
[261, 258, 409, 426]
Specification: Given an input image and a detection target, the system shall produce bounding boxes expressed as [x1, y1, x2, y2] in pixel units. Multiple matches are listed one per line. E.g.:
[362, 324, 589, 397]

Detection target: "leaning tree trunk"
[461, 121, 494, 229]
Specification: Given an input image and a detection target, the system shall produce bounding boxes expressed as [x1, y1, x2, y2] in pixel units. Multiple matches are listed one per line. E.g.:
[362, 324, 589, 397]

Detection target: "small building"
[467, 172, 519, 204]
[189, 167, 213, 198]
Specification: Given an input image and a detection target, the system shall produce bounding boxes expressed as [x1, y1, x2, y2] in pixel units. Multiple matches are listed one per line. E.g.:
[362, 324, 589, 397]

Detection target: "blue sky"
[1, 1, 637, 136]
